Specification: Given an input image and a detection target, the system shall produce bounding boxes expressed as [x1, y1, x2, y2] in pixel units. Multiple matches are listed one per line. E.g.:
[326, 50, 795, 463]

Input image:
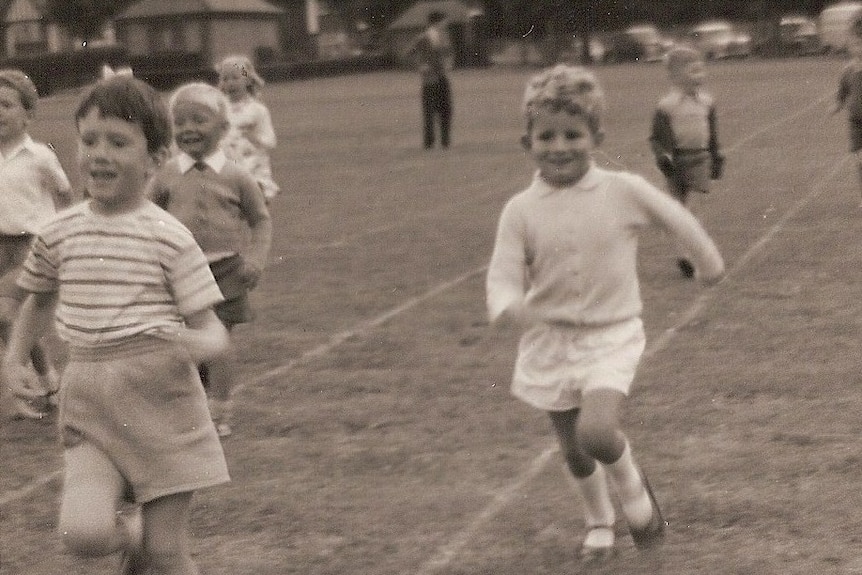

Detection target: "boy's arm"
[708, 105, 725, 180]
[153, 308, 229, 362]
[1, 292, 57, 414]
[238, 175, 272, 274]
[486, 203, 530, 325]
[649, 108, 676, 178]
[640, 184, 725, 283]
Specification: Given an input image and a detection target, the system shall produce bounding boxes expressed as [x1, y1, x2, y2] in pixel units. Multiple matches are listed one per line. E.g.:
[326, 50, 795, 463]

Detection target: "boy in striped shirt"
[2, 75, 230, 575]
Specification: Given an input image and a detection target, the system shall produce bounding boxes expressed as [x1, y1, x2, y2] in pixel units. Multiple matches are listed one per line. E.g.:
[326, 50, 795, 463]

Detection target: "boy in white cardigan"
[486, 64, 725, 563]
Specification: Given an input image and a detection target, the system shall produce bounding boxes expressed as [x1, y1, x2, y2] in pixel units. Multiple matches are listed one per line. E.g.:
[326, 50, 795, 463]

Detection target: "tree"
[36, 0, 137, 41]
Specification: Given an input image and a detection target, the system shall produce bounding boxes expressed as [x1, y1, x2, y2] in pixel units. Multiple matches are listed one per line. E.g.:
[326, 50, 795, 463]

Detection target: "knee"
[59, 522, 118, 557]
[577, 421, 624, 465]
[146, 539, 190, 573]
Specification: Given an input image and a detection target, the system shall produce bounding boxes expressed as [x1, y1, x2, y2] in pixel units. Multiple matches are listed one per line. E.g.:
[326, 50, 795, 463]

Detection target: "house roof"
[117, 0, 282, 19]
[389, 0, 482, 30]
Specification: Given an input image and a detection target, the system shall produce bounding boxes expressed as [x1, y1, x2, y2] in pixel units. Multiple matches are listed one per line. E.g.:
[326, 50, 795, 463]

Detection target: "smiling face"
[218, 67, 251, 103]
[77, 107, 155, 214]
[0, 85, 30, 146]
[524, 108, 599, 187]
[172, 99, 227, 160]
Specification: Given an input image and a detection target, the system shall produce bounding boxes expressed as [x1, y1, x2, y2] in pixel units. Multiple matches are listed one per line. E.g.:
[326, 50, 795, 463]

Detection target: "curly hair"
[522, 64, 605, 136]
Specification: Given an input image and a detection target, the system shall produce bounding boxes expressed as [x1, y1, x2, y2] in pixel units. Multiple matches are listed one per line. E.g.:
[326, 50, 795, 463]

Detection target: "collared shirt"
[148, 152, 271, 269]
[176, 149, 227, 174]
[655, 88, 714, 150]
[0, 134, 71, 235]
[486, 164, 724, 327]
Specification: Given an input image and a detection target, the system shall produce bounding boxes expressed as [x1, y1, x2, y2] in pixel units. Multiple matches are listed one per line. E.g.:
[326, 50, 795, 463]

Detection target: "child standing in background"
[0, 68, 73, 419]
[835, 9, 862, 206]
[649, 45, 724, 278]
[150, 82, 272, 438]
[487, 64, 724, 563]
[2, 75, 230, 575]
[215, 54, 280, 202]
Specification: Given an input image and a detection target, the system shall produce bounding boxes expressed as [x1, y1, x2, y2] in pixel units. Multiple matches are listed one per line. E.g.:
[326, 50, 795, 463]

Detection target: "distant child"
[0, 68, 73, 419]
[215, 54, 280, 202]
[649, 45, 724, 278]
[1, 75, 230, 575]
[835, 9, 862, 205]
[487, 64, 725, 563]
[149, 82, 272, 438]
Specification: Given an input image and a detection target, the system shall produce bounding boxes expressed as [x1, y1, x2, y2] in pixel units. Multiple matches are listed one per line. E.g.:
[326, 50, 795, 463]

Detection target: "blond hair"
[168, 82, 229, 122]
[522, 64, 605, 136]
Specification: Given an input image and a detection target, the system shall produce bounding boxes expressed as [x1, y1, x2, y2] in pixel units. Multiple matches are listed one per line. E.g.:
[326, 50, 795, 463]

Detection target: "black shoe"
[677, 258, 695, 279]
[629, 470, 666, 550]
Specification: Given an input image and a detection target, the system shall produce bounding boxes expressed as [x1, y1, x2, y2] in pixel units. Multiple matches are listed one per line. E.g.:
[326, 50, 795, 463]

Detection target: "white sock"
[606, 442, 653, 529]
[572, 463, 615, 528]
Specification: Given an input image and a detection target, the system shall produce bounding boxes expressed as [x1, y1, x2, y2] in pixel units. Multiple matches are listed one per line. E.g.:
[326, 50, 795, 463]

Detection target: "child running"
[0, 68, 73, 419]
[835, 9, 862, 206]
[149, 82, 272, 438]
[649, 45, 724, 278]
[215, 54, 280, 202]
[1, 75, 230, 575]
[486, 64, 725, 563]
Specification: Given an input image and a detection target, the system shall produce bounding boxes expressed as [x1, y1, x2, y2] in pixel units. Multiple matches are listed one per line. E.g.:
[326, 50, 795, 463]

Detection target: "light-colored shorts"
[511, 318, 646, 412]
[59, 338, 230, 503]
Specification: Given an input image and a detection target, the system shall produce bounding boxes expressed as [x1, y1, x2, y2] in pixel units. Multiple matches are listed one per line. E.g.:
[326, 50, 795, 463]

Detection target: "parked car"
[819, 1, 862, 53]
[777, 15, 822, 55]
[605, 23, 672, 63]
[687, 20, 752, 59]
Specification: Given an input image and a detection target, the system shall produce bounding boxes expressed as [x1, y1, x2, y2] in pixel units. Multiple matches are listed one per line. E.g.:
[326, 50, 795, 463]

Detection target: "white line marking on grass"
[414, 446, 559, 575]
[0, 469, 60, 507]
[234, 266, 489, 393]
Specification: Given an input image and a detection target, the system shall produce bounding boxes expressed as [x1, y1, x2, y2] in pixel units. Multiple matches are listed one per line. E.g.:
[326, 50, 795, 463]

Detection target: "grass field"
[2, 56, 862, 574]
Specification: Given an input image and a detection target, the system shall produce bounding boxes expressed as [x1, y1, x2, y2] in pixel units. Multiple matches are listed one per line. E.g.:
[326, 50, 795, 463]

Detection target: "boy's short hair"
[168, 82, 229, 122]
[665, 45, 704, 73]
[0, 69, 39, 111]
[522, 64, 605, 135]
[215, 54, 265, 95]
[75, 75, 171, 154]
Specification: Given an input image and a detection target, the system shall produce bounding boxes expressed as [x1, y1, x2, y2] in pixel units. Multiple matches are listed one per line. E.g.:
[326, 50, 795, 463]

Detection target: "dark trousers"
[421, 76, 452, 148]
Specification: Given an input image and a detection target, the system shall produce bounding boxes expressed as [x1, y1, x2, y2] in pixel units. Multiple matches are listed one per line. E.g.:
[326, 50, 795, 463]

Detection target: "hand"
[493, 301, 542, 331]
[238, 261, 262, 290]
[699, 267, 726, 286]
[1, 360, 45, 420]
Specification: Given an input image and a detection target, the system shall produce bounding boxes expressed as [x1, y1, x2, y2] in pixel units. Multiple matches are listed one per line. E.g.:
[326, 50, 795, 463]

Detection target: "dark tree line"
[36, 0, 845, 48]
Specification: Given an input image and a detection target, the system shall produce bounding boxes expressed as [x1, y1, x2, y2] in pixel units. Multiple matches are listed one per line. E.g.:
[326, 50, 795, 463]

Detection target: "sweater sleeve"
[649, 107, 675, 161]
[636, 178, 724, 280]
[486, 198, 528, 322]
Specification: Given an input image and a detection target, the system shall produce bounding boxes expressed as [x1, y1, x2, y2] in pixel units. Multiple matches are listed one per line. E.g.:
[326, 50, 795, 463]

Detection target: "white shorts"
[511, 318, 645, 412]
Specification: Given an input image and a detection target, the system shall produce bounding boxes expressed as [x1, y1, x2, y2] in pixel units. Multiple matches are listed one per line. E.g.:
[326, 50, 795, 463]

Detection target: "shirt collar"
[0, 134, 36, 161]
[177, 149, 227, 174]
[533, 162, 601, 196]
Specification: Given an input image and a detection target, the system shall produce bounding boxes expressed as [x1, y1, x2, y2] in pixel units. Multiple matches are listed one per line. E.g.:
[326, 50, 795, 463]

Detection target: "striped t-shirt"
[18, 200, 223, 348]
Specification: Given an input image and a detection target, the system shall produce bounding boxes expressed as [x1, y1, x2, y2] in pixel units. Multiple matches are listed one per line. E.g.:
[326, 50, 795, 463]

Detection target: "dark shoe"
[629, 470, 666, 550]
[677, 258, 695, 279]
[578, 526, 616, 564]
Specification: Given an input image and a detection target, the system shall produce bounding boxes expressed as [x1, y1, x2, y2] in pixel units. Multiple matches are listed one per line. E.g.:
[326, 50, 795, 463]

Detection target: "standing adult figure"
[407, 10, 454, 149]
